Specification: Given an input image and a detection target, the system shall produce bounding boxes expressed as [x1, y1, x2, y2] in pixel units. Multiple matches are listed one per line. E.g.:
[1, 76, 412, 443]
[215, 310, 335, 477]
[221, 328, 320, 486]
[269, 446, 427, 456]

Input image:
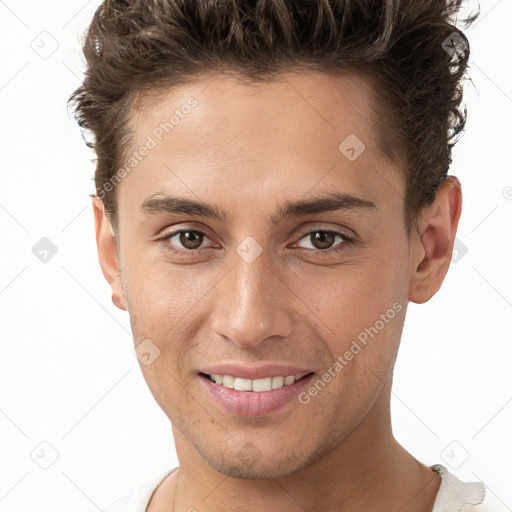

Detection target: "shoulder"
[101, 467, 178, 512]
[430, 464, 502, 512]
[102, 494, 131, 512]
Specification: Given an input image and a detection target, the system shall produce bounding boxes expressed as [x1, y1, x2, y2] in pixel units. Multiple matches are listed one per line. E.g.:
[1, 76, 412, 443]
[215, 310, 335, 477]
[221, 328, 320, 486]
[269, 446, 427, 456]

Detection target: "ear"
[92, 196, 127, 311]
[408, 176, 462, 304]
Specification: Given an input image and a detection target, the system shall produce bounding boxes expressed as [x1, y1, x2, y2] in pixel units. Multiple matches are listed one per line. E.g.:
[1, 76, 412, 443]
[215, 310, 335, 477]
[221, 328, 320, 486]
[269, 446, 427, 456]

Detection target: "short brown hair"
[68, 0, 476, 236]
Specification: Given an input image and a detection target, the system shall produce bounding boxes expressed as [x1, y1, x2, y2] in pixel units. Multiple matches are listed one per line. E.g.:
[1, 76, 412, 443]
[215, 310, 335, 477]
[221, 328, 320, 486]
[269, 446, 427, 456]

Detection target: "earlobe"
[408, 176, 462, 304]
[91, 196, 127, 311]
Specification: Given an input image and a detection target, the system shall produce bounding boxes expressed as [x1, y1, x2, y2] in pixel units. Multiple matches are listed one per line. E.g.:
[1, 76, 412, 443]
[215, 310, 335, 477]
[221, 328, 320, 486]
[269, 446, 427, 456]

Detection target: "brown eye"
[159, 227, 217, 257]
[294, 229, 355, 256]
[177, 230, 205, 249]
[309, 231, 336, 250]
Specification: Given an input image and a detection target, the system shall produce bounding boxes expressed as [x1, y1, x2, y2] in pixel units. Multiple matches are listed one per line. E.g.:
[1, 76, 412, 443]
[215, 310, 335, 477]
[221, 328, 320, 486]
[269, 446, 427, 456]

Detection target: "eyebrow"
[140, 191, 377, 224]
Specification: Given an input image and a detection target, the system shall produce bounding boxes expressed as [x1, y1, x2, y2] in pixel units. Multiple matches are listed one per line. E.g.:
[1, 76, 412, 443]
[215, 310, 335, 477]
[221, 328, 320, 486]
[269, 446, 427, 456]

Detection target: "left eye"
[295, 230, 352, 251]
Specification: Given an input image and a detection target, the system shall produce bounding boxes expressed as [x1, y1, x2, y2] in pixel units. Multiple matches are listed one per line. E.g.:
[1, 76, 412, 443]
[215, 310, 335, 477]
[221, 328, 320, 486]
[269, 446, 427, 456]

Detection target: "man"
[69, 0, 492, 510]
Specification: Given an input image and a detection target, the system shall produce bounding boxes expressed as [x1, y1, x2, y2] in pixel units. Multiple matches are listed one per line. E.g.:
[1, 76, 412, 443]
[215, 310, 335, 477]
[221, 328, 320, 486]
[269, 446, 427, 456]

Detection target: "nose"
[211, 244, 293, 349]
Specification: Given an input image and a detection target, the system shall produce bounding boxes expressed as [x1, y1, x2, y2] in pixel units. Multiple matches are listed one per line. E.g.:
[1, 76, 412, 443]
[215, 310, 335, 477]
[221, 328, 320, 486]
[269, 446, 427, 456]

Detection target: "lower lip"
[198, 373, 315, 417]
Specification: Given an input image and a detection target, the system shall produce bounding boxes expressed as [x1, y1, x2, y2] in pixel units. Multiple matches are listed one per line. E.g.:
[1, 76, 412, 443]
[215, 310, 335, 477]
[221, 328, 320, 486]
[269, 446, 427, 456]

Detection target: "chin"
[202, 448, 312, 480]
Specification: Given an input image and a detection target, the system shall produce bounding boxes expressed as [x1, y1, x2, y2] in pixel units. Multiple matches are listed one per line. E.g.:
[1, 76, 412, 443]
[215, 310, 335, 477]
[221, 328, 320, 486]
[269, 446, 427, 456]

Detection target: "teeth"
[222, 375, 234, 389]
[207, 373, 307, 392]
[234, 377, 252, 391]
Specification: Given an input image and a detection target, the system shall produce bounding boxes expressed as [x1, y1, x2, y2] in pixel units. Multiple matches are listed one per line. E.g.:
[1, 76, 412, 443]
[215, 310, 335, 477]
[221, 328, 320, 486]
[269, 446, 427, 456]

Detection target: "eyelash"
[158, 227, 355, 258]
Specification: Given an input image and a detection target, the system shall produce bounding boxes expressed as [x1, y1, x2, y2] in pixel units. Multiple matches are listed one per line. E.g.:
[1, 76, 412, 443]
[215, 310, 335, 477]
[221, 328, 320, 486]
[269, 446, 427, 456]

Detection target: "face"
[104, 70, 416, 479]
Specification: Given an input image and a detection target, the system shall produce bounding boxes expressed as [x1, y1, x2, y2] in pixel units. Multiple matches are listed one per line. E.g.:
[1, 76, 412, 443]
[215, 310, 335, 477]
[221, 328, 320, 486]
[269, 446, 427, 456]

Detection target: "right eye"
[159, 228, 216, 255]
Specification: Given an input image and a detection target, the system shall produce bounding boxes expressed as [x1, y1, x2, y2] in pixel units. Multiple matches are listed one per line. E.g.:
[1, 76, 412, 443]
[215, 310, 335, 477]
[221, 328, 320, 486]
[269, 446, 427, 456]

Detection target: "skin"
[93, 70, 462, 511]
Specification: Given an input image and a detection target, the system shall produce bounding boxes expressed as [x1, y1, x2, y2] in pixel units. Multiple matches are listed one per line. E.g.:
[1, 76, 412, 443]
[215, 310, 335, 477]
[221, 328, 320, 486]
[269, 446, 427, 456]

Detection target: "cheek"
[123, 253, 201, 318]
[312, 260, 406, 328]
[301, 246, 409, 359]
[122, 257, 215, 368]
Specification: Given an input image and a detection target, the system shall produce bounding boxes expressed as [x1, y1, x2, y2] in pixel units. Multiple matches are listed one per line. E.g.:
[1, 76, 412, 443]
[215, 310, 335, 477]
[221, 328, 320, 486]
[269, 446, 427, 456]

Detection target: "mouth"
[198, 371, 316, 417]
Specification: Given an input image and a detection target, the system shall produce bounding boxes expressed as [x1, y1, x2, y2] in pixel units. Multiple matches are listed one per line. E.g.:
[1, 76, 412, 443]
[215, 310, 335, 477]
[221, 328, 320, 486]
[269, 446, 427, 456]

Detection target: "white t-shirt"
[101, 464, 498, 512]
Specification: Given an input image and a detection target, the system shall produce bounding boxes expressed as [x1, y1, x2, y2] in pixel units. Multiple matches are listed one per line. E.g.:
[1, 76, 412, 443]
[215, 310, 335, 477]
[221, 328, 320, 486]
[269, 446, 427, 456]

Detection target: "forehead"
[129, 69, 379, 155]
[118, 70, 404, 222]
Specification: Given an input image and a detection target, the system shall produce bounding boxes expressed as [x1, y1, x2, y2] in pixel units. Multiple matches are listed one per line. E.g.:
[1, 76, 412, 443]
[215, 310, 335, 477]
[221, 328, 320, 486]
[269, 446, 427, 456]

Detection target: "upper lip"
[199, 364, 314, 380]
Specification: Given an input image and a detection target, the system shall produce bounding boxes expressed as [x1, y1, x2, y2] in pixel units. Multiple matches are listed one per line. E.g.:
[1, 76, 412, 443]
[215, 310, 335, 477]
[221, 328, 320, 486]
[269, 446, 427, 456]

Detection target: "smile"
[198, 372, 315, 416]
[201, 372, 310, 392]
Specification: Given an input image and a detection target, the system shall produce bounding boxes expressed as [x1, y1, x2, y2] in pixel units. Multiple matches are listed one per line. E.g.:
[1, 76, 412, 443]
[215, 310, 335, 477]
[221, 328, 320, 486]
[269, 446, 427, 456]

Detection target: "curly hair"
[68, 0, 477, 236]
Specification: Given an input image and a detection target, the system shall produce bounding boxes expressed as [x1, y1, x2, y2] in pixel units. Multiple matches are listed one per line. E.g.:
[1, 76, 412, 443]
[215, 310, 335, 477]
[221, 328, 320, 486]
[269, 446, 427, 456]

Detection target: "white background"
[0, 0, 511, 510]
